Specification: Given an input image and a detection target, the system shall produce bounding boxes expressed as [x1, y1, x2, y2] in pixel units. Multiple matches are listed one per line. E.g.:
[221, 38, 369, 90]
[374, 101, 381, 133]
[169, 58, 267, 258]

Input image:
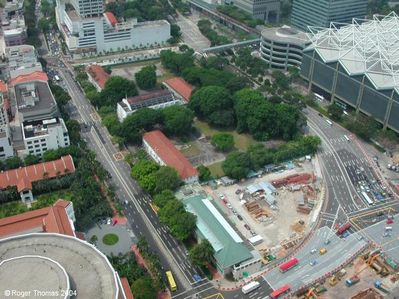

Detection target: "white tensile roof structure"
[306, 12, 399, 92]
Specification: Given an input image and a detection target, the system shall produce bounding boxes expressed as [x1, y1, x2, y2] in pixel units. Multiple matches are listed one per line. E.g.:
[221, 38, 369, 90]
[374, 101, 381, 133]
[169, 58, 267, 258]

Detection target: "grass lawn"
[207, 161, 225, 177]
[33, 190, 74, 209]
[180, 141, 201, 157]
[110, 59, 160, 70]
[102, 233, 119, 245]
[157, 67, 175, 83]
[194, 119, 256, 151]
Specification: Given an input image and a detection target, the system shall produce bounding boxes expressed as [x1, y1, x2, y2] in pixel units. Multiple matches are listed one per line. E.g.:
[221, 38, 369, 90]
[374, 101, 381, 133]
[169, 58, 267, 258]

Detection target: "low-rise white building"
[22, 118, 70, 157]
[117, 90, 182, 122]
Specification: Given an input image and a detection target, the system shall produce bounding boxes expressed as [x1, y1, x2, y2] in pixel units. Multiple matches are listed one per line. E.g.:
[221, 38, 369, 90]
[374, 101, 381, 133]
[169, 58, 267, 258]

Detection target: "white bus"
[314, 93, 324, 102]
[242, 281, 260, 294]
[344, 135, 350, 142]
[361, 191, 374, 206]
[326, 119, 333, 126]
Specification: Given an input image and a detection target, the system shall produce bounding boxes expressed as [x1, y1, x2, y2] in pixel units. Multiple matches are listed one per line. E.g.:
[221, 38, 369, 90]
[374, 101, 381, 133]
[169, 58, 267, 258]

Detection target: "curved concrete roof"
[261, 26, 309, 46]
[0, 233, 119, 299]
[0, 255, 69, 299]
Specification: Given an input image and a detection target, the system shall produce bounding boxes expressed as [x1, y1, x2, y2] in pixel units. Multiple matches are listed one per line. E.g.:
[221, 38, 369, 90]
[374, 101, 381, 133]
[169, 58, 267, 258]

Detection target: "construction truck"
[346, 275, 360, 287]
[374, 280, 390, 294]
[337, 269, 346, 279]
[315, 286, 327, 294]
[329, 275, 338, 286]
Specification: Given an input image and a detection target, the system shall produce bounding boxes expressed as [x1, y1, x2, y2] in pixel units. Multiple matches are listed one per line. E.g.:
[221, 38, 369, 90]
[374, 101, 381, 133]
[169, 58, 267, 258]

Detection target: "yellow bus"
[149, 202, 159, 215]
[166, 271, 177, 292]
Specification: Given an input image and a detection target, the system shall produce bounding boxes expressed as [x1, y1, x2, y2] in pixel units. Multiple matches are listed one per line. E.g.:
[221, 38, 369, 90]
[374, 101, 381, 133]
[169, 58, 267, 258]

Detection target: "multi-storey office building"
[291, 0, 368, 31]
[225, 0, 280, 22]
[301, 13, 399, 133]
[55, 0, 171, 54]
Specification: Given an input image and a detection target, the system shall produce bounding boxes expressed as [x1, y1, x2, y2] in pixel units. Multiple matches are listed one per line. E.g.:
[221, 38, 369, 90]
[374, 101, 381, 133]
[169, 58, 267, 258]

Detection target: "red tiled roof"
[143, 130, 198, 180]
[9, 71, 48, 87]
[0, 80, 8, 93]
[163, 77, 193, 103]
[87, 65, 110, 90]
[104, 12, 118, 27]
[0, 200, 74, 237]
[0, 155, 76, 192]
[120, 277, 134, 299]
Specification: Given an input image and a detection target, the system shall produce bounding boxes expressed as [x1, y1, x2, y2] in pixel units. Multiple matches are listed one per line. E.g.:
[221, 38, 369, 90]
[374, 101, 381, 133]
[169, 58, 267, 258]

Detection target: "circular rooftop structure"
[260, 26, 310, 70]
[0, 233, 119, 299]
[0, 256, 69, 298]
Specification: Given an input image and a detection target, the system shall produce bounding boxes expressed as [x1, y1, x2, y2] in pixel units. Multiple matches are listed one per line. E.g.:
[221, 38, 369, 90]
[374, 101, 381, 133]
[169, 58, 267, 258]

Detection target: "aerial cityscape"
[0, 0, 399, 298]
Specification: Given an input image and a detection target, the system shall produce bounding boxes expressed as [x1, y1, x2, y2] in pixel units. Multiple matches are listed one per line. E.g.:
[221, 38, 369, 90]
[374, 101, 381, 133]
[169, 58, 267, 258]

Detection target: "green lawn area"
[110, 59, 160, 70]
[207, 161, 224, 177]
[180, 141, 201, 157]
[157, 67, 175, 83]
[194, 119, 256, 151]
[103, 233, 119, 245]
[33, 189, 74, 209]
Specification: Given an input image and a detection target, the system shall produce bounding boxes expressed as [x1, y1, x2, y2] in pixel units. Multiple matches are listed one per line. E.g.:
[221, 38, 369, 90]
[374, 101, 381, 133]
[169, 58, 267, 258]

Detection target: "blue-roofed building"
[184, 195, 254, 275]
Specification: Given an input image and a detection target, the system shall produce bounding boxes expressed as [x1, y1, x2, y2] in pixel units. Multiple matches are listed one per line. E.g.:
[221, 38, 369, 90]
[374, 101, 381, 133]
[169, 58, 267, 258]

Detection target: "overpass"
[200, 38, 260, 54]
[188, 0, 260, 35]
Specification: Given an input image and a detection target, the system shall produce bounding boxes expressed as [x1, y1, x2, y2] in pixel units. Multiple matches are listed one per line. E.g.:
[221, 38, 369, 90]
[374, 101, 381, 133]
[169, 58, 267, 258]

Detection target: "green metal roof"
[185, 195, 252, 270]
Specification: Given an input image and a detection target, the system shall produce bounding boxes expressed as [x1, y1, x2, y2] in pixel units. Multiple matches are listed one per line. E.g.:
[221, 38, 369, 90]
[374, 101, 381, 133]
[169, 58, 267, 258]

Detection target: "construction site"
[212, 159, 322, 262]
[294, 248, 399, 299]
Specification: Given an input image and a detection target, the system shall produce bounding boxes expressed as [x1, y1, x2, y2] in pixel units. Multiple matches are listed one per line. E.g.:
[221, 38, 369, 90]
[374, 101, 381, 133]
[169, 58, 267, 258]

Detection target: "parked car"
[244, 224, 251, 230]
[237, 214, 243, 221]
[310, 260, 317, 266]
[310, 249, 317, 254]
[235, 189, 242, 195]
[319, 248, 327, 255]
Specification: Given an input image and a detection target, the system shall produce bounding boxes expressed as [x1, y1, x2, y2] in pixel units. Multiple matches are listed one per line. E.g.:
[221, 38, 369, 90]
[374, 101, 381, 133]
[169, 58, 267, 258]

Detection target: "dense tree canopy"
[189, 239, 215, 267]
[154, 166, 181, 193]
[197, 165, 212, 182]
[161, 105, 194, 136]
[153, 190, 176, 209]
[135, 65, 157, 90]
[327, 104, 343, 121]
[158, 200, 197, 241]
[223, 136, 321, 178]
[233, 89, 300, 140]
[160, 50, 194, 74]
[222, 152, 251, 179]
[197, 19, 231, 46]
[211, 133, 234, 152]
[100, 76, 138, 107]
[120, 108, 162, 144]
[189, 86, 235, 127]
[131, 277, 157, 299]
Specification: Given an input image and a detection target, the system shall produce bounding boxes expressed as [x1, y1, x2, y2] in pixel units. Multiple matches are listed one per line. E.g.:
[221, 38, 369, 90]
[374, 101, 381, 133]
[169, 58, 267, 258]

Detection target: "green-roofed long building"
[184, 195, 260, 277]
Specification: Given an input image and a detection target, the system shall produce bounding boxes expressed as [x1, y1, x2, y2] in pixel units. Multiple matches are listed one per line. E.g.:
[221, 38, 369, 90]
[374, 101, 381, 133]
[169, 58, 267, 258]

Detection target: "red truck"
[345, 275, 360, 286]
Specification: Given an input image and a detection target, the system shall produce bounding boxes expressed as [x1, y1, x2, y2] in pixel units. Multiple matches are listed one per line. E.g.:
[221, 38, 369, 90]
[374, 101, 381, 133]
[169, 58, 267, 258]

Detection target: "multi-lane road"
[305, 108, 398, 227]
[57, 68, 219, 297]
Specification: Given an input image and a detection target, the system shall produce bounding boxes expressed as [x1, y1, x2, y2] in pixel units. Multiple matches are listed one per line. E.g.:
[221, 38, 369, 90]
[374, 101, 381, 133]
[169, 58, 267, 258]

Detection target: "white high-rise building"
[55, 0, 171, 54]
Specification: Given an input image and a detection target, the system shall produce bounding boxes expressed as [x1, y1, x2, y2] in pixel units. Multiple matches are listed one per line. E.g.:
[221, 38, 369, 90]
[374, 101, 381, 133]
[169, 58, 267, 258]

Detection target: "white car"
[106, 218, 112, 225]
[227, 203, 232, 209]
